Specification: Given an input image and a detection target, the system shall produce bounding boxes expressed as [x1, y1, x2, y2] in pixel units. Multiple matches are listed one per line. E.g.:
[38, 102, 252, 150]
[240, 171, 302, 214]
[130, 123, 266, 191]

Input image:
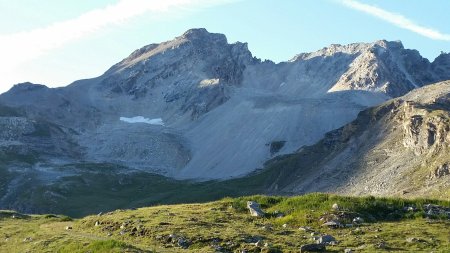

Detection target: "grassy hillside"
[0, 162, 274, 217]
[0, 193, 449, 252]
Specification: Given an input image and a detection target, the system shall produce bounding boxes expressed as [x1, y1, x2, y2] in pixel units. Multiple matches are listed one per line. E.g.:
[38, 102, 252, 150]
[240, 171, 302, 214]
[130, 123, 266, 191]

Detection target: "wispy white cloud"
[0, 0, 236, 91]
[339, 0, 450, 41]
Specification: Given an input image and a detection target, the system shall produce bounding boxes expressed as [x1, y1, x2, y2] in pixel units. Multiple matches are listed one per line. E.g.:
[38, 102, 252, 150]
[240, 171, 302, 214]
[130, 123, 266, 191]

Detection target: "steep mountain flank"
[264, 81, 450, 199]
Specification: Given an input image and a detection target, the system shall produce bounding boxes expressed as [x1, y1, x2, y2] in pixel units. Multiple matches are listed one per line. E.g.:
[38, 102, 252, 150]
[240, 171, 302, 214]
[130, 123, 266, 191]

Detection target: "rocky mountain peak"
[7, 82, 48, 93]
[291, 40, 404, 62]
[432, 52, 450, 81]
[180, 28, 227, 43]
[314, 39, 437, 97]
[372, 39, 403, 49]
[92, 29, 257, 120]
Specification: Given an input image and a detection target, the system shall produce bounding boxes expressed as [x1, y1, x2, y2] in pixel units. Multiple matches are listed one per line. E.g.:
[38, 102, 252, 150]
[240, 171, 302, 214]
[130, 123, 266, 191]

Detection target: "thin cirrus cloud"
[339, 0, 450, 41]
[0, 0, 236, 88]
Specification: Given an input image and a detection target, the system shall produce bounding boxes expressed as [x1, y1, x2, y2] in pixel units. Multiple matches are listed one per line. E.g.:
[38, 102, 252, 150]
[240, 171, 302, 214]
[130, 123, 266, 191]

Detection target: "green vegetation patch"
[58, 239, 144, 253]
[0, 193, 449, 252]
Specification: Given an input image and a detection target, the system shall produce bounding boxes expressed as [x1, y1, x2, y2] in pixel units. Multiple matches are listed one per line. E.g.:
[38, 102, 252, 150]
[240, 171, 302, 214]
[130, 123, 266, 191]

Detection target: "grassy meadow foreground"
[0, 193, 449, 252]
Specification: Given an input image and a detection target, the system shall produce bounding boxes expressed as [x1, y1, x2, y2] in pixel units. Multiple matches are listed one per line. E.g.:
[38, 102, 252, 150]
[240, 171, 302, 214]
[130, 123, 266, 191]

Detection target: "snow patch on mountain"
[120, 116, 164, 126]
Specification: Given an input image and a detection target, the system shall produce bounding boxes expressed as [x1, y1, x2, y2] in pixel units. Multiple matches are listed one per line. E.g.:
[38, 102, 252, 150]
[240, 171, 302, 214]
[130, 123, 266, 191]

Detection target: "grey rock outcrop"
[432, 163, 450, 179]
[316, 234, 336, 244]
[246, 201, 265, 217]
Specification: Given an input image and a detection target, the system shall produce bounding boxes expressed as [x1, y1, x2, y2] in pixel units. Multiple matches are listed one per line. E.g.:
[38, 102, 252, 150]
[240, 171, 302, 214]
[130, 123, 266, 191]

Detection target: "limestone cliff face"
[402, 102, 450, 155]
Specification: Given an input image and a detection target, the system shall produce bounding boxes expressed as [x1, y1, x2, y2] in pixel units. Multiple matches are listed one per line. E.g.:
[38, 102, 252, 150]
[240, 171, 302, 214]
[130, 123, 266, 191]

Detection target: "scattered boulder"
[162, 234, 190, 249]
[351, 228, 364, 235]
[403, 206, 416, 212]
[212, 245, 227, 252]
[247, 201, 265, 217]
[65, 226, 72, 230]
[344, 249, 354, 253]
[322, 220, 342, 229]
[424, 204, 450, 218]
[300, 243, 326, 252]
[311, 236, 320, 242]
[177, 237, 190, 249]
[352, 217, 364, 224]
[274, 210, 285, 218]
[375, 241, 387, 249]
[316, 235, 336, 245]
[431, 163, 450, 179]
[406, 237, 417, 243]
[262, 224, 273, 231]
[406, 237, 427, 243]
[243, 235, 264, 243]
[299, 226, 313, 232]
[332, 203, 340, 210]
[23, 237, 32, 242]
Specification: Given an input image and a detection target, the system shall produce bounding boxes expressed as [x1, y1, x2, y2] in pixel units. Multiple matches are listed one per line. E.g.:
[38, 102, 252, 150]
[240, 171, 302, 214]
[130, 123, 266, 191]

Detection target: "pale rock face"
[246, 201, 265, 217]
[317, 40, 434, 97]
[402, 112, 450, 155]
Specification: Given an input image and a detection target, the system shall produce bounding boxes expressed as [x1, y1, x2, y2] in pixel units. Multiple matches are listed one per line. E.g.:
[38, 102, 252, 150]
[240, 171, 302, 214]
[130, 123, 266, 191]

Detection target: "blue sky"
[0, 0, 449, 93]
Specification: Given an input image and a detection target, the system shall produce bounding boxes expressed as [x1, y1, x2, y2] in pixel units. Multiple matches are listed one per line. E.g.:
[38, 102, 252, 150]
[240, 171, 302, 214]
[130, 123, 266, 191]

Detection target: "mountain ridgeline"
[0, 28, 449, 214]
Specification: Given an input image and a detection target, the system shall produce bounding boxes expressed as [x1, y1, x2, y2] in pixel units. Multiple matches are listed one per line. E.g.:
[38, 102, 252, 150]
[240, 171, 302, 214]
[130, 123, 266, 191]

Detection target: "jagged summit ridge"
[290, 40, 404, 61]
[289, 39, 441, 97]
[6, 29, 445, 99]
[108, 28, 254, 74]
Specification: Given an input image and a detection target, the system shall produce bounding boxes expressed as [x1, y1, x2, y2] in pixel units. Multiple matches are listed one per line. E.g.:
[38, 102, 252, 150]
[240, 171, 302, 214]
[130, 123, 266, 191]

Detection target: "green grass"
[0, 193, 448, 252]
[228, 193, 449, 225]
[58, 239, 145, 253]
